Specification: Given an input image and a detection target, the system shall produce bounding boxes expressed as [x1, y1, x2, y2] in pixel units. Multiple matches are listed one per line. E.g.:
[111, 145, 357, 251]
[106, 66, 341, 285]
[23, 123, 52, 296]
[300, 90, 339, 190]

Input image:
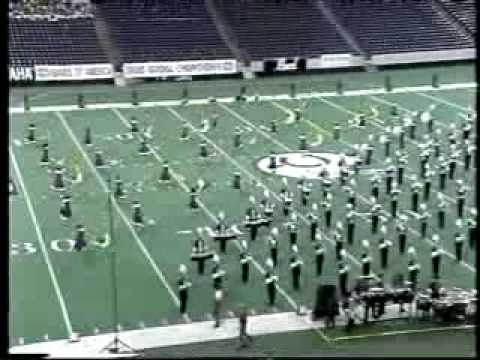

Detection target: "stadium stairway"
[326, 0, 474, 55]
[91, 1, 122, 74]
[315, 0, 376, 72]
[214, 0, 353, 60]
[433, 0, 475, 40]
[205, 0, 251, 68]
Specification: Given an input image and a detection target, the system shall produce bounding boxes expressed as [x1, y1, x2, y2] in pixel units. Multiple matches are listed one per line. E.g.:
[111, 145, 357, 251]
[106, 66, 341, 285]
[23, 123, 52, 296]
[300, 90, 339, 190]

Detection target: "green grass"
[9, 64, 476, 355]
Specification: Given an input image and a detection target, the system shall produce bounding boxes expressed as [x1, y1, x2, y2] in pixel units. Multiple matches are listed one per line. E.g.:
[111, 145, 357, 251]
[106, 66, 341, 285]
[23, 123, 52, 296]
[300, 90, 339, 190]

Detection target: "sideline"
[10, 303, 418, 358]
[9, 82, 476, 115]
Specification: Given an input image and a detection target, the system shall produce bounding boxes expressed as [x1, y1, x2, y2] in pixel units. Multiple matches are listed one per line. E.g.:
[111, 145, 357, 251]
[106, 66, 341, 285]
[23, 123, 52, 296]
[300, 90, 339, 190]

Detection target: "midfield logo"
[257, 152, 359, 180]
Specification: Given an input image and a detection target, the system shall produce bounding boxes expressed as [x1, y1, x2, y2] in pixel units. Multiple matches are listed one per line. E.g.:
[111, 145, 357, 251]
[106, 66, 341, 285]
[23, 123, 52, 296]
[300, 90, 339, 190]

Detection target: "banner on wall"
[34, 64, 114, 81]
[307, 54, 354, 69]
[9, 66, 35, 82]
[123, 59, 238, 78]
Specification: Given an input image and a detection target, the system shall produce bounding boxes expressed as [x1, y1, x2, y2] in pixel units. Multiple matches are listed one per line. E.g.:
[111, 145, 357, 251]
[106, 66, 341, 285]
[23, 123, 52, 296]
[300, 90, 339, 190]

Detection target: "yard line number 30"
[11, 235, 110, 256]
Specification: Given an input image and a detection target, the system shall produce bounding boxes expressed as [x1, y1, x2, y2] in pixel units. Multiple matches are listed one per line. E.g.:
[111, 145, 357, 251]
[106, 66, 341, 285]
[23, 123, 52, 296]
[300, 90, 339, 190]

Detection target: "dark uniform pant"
[469, 228, 476, 248]
[267, 285, 276, 306]
[310, 224, 317, 241]
[438, 211, 445, 229]
[412, 194, 419, 212]
[347, 223, 354, 244]
[424, 183, 431, 201]
[371, 215, 378, 234]
[292, 269, 301, 290]
[362, 263, 370, 276]
[455, 243, 463, 261]
[242, 264, 249, 283]
[290, 233, 297, 246]
[380, 251, 388, 269]
[399, 234, 406, 254]
[439, 174, 446, 190]
[325, 211, 332, 228]
[465, 154, 471, 170]
[391, 200, 398, 218]
[198, 260, 206, 274]
[271, 248, 278, 267]
[398, 167, 404, 185]
[421, 221, 427, 238]
[180, 290, 188, 314]
[316, 255, 324, 275]
[449, 162, 456, 179]
[457, 199, 464, 218]
[250, 225, 258, 241]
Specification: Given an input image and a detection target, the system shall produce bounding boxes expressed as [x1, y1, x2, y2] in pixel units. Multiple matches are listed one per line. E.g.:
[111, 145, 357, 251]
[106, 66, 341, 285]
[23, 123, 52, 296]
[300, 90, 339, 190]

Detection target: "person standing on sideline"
[178, 264, 191, 315]
[213, 289, 223, 328]
[237, 304, 253, 349]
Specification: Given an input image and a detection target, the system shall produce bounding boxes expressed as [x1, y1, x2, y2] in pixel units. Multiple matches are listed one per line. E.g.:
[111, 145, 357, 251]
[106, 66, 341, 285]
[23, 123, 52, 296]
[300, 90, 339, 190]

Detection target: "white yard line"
[332, 324, 475, 342]
[56, 111, 183, 313]
[9, 82, 477, 115]
[417, 92, 473, 112]
[10, 146, 74, 338]
[270, 100, 331, 138]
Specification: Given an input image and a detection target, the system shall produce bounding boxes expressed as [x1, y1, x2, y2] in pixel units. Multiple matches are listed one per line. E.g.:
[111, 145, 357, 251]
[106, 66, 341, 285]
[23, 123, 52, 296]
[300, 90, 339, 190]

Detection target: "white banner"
[307, 54, 354, 69]
[123, 59, 238, 78]
[34, 64, 114, 81]
[9, 67, 34, 82]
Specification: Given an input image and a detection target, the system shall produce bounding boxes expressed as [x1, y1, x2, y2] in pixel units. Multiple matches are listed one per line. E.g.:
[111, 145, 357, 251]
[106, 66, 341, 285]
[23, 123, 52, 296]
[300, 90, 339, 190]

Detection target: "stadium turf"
[9, 63, 476, 354]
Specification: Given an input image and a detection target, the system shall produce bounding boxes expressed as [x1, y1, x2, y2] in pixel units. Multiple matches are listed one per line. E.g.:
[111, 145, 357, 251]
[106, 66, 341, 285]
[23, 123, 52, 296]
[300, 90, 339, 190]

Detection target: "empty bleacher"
[8, 0, 476, 70]
[96, 0, 233, 63]
[214, 0, 354, 60]
[9, 17, 108, 67]
[327, 0, 474, 54]
[436, 0, 476, 35]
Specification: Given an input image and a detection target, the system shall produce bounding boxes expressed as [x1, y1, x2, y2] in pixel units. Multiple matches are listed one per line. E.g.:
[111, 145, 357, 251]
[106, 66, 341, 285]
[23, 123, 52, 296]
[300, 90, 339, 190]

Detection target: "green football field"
[9, 63, 476, 354]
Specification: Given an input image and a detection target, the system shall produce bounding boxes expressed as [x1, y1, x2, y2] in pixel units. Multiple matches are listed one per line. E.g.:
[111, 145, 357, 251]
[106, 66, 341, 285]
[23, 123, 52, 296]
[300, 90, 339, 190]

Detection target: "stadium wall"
[370, 48, 476, 66]
[9, 49, 475, 83]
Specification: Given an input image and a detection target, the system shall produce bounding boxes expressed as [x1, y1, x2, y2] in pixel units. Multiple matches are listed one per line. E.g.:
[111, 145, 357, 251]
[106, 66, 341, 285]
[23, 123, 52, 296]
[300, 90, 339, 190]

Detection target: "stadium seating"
[214, 0, 354, 60]
[96, 0, 233, 62]
[9, 17, 108, 67]
[327, 0, 474, 54]
[436, 0, 476, 35]
[8, 0, 476, 68]
[9, 0, 92, 16]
